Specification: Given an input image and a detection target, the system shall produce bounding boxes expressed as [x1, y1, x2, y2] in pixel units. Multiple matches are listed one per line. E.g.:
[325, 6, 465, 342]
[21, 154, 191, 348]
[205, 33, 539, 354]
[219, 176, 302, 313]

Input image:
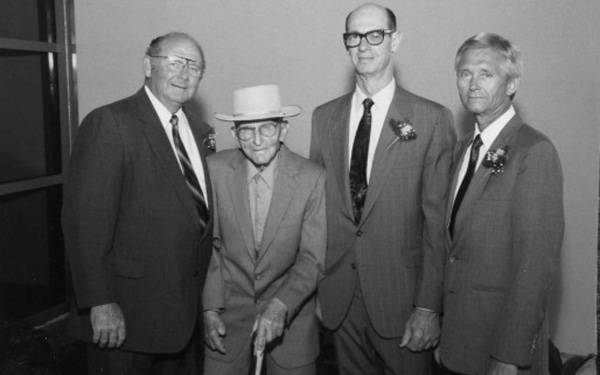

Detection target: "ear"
[229, 126, 238, 142]
[506, 77, 520, 96]
[143, 55, 152, 78]
[391, 31, 403, 53]
[278, 122, 289, 142]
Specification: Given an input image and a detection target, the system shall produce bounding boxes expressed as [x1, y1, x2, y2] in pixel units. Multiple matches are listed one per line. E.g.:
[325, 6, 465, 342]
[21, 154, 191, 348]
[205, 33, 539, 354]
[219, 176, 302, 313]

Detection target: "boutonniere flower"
[482, 145, 509, 175]
[203, 128, 217, 151]
[389, 118, 417, 142]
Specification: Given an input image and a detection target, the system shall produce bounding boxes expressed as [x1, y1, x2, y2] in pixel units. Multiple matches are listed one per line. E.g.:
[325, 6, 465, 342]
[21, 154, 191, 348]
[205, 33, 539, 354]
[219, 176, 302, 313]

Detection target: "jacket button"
[350, 263, 356, 270]
[356, 230, 363, 236]
[448, 256, 456, 263]
[255, 274, 262, 281]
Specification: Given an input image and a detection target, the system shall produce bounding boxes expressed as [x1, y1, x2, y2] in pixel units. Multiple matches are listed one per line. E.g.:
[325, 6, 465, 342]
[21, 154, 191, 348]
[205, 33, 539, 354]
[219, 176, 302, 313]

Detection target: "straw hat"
[215, 84, 301, 122]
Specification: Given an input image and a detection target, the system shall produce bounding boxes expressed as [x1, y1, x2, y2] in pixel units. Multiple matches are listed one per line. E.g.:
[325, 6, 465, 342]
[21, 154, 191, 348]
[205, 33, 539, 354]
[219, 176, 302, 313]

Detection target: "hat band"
[233, 109, 283, 117]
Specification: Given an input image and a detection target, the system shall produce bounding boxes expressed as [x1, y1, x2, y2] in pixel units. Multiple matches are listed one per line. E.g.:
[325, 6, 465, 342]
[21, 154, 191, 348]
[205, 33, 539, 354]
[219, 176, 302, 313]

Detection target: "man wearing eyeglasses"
[310, 3, 455, 374]
[202, 84, 326, 375]
[63, 32, 213, 374]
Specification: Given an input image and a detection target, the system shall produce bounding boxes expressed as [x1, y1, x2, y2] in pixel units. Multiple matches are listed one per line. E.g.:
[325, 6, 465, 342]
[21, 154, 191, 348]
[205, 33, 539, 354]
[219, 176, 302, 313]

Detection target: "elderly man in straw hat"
[202, 84, 326, 375]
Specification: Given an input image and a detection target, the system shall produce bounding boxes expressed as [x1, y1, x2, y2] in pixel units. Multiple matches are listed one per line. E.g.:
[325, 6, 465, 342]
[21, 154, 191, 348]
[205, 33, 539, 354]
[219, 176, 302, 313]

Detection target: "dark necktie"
[170, 114, 209, 230]
[349, 98, 374, 224]
[449, 134, 483, 237]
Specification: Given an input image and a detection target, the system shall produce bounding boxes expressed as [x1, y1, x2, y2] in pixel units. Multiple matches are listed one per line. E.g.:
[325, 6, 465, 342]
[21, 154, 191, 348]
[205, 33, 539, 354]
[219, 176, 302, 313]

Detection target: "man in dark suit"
[438, 33, 564, 375]
[310, 3, 456, 374]
[203, 84, 326, 375]
[62, 32, 214, 374]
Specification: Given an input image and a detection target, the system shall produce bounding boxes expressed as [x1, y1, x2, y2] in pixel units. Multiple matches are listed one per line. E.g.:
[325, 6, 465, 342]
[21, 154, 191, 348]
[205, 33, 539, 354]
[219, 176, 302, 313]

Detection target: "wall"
[74, 0, 599, 354]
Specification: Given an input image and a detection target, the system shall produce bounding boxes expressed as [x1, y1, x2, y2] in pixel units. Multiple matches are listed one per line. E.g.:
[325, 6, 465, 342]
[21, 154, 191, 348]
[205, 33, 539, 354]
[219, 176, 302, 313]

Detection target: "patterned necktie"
[449, 134, 483, 237]
[349, 98, 374, 224]
[170, 114, 209, 230]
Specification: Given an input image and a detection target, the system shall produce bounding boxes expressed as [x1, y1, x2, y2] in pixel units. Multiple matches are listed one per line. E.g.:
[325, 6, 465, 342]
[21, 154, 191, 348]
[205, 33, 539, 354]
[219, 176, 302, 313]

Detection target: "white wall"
[74, 0, 599, 354]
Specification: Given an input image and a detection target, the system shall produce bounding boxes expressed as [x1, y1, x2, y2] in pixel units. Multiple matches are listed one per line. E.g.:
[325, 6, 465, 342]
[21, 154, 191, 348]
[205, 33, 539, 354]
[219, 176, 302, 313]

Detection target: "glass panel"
[0, 186, 65, 324]
[0, 50, 61, 183]
[0, 0, 56, 42]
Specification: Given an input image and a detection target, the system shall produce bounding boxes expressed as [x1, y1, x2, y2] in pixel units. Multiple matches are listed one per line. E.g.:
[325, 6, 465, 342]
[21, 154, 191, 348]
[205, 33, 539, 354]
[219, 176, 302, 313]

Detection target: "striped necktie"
[170, 114, 209, 230]
[349, 98, 374, 224]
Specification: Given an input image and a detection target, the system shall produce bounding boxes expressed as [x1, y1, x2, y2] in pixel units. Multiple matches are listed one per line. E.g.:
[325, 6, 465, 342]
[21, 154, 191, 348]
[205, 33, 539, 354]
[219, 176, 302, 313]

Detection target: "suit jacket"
[439, 114, 564, 375]
[62, 88, 214, 354]
[310, 86, 456, 338]
[202, 145, 326, 367]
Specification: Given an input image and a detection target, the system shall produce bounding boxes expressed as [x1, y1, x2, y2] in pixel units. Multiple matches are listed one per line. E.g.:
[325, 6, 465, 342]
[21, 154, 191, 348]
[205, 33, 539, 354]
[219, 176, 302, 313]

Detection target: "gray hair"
[455, 33, 522, 81]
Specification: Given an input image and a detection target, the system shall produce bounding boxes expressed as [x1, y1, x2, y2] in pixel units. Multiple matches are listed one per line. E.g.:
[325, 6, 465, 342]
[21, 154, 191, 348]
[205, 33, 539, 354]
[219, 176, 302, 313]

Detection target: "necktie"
[170, 114, 210, 230]
[349, 98, 374, 224]
[449, 134, 483, 237]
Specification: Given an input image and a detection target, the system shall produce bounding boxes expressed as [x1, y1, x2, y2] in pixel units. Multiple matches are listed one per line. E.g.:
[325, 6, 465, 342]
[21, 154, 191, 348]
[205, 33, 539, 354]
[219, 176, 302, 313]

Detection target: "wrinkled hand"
[487, 359, 518, 375]
[90, 303, 126, 348]
[253, 298, 287, 353]
[204, 310, 226, 354]
[399, 308, 440, 352]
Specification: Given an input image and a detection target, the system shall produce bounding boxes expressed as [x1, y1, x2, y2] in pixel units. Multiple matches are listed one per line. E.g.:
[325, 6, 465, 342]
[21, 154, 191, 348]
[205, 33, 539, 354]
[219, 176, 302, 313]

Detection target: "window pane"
[0, 0, 56, 42]
[0, 50, 61, 183]
[0, 186, 65, 323]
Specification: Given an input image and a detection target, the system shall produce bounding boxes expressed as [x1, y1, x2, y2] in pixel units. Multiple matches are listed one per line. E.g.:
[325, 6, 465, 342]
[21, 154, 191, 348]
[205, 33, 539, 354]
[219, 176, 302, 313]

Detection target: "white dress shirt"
[452, 105, 515, 202]
[347, 78, 396, 183]
[144, 86, 208, 197]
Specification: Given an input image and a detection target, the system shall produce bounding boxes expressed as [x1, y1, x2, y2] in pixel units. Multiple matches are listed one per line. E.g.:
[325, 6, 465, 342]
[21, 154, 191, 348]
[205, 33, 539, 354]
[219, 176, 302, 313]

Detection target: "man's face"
[346, 6, 398, 78]
[144, 36, 203, 113]
[456, 48, 518, 125]
[232, 120, 288, 167]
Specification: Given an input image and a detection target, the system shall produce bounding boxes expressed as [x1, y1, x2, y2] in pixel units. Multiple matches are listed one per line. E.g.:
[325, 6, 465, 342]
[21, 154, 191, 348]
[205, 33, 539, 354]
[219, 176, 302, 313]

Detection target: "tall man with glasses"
[203, 84, 326, 375]
[63, 32, 213, 374]
[310, 3, 455, 374]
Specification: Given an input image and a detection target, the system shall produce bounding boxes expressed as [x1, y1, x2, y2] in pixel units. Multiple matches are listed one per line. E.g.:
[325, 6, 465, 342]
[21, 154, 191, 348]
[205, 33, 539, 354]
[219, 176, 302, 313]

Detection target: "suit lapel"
[257, 146, 297, 263]
[451, 115, 524, 240]
[136, 89, 199, 224]
[360, 87, 414, 224]
[327, 95, 354, 221]
[226, 151, 256, 260]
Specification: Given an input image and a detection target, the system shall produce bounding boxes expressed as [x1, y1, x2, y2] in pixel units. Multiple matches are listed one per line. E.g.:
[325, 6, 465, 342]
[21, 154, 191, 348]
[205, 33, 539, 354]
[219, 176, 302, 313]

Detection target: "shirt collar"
[144, 85, 183, 128]
[353, 78, 396, 109]
[474, 105, 515, 146]
[246, 152, 278, 189]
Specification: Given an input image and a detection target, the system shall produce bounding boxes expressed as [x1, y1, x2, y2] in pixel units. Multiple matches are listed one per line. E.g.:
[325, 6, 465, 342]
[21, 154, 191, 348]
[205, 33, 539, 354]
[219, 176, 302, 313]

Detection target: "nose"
[252, 130, 263, 146]
[358, 36, 370, 51]
[468, 76, 480, 91]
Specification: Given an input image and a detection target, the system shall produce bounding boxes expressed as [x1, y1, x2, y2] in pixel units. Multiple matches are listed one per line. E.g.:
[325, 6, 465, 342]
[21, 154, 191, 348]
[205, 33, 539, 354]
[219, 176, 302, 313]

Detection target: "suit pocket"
[113, 257, 145, 279]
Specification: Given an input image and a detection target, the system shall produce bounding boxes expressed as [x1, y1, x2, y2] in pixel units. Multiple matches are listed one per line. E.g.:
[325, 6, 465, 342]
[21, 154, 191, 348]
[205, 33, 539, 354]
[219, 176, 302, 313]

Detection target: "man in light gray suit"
[310, 3, 456, 374]
[438, 33, 564, 375]
[203, 84, 326, 375]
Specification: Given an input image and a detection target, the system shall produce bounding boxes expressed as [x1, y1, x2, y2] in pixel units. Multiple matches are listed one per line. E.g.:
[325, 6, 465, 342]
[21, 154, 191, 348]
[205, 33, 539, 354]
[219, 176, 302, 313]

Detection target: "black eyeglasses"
[233, 121, 285, 141]
[343, 29, 395, 48]
[149, 55, 203, 77]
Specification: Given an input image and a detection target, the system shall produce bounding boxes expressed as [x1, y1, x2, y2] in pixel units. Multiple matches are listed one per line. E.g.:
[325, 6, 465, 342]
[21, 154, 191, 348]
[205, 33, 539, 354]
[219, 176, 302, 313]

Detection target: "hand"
[399, 308, 440, 352]
[253, 298, 287, 353]
[90, 303, 126, 348]
[487, 359, 518, 375]
[204, 310, 226, 354]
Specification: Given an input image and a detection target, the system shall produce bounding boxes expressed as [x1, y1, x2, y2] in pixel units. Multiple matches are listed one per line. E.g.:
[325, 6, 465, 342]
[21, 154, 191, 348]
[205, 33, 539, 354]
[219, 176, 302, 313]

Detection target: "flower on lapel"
[389, 118, 417, 142]
[203, 128, 217, 151]
[482, 145, 509, 175]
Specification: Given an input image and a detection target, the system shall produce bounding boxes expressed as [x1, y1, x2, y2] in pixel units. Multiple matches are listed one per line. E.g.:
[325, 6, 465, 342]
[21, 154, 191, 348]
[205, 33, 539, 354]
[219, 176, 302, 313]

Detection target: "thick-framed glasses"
[233, 121, 284, 141]
[343, 29, 395, 48]
[149, 55, 203, 77]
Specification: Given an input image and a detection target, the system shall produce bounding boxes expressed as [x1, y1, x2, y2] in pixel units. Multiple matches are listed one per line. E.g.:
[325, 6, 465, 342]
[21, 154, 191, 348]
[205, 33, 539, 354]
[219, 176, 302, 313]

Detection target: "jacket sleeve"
[491, 141, 564, 366]
[415, 107, 456, 311]
[62, 108, 124, 309]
